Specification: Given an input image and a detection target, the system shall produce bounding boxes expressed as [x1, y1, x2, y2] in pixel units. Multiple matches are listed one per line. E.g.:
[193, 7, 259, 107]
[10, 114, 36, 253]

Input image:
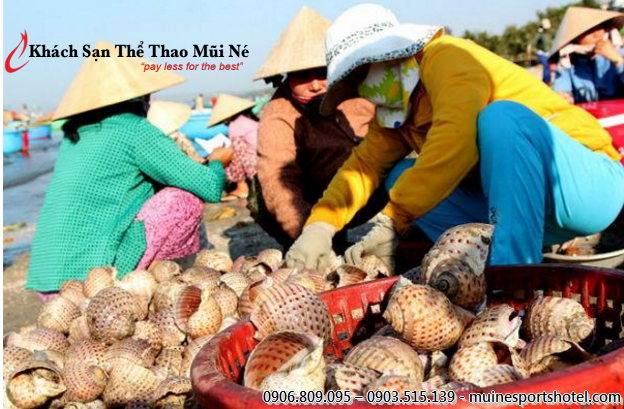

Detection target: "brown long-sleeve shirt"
[257, 87, 375, 239]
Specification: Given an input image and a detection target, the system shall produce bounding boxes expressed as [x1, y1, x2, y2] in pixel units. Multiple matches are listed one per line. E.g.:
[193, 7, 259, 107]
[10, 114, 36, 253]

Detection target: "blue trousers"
[538, 52, 551, 84]
[385, 101, 624, 265]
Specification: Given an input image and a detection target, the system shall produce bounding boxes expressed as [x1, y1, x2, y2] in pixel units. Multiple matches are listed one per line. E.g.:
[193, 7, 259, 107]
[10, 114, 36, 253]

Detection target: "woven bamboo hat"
[147, 101, 191, 135]
[54, 41, 185, 120]
[253, 6, 331, 81]
[207, 94, 255, 126]
[549, 7, 624, 59]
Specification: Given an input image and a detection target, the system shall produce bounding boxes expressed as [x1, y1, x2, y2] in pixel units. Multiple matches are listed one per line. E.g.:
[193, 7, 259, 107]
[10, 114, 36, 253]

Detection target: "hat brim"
[320, 24, 443, 116]
[548, 15, 624, 61]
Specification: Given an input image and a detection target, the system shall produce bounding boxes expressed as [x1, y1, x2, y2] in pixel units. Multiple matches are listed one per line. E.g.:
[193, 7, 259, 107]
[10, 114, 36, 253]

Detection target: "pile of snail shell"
[2, 222, 604, 406]
[240, 223, 601, 396]
[2, 246, 393, 408]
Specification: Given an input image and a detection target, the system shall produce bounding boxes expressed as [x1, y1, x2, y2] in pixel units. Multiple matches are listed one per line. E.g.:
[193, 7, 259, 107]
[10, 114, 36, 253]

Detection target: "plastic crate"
[191, 265, 624, 408]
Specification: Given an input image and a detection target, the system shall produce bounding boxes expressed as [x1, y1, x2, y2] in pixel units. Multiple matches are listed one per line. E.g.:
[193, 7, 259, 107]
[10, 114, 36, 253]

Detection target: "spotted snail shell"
[62, 361, 108, 403]
[345, 336, 424, 381]
[258, 334, 326, 393]
[244, 331, 322, 390]
[186, 295, 223, 339]
[421, 223, 493, 309]
[267, 268, 295, 284]
[102, 338, 157, 372]
[86, 287, 137, 345]
[152, 376, 193, 409]
[132, 320, 164, 356]
[37, 296, 82, 334]
[118, 270, 158, 320]
[3, 347, 33, 379]
[6, 354, 66, 409]
[520, 335, 591, 376]
[84, 266, 118, 299]
[68, 315, 92, 344]
[194, 250, 233, 272]
[250, 282, 332, 345]
[449, 343, 499, 386]
[19, 328, 70, 354]
[459, 304, 523, 348]
[102, 363, 161, 407]
[63, 401, 105, 409]
[301, 269, 329, 292]
[178, 266, 221, 289]
[480, 364, 525, 387]
[325, 363, 380, 394]
[383, 284, 474, 351]
[256, 249, 284, 271]
[285, 273, 318, 293]
[211, 286, 239, 318]
[64, 339, 107, 368]
[155, 347, 185, 378]
[358, 255, 392, 280]
[59, 280, 88, 310]
[525, 296, 595, 344]
[181, 335, 214, 377]
[150, 260, 182, 283]
[152, 281, 187, 313]
[219, 272, 251, 298]
[238, 277, 274, 318]
[150, 308, 186, 347]
[365, 375, 424, 394]
[326, 265, 368, 289]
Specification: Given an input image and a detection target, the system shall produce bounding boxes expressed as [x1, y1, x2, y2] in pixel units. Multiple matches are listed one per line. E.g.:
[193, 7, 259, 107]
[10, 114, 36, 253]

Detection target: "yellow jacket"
[307, 36, 621, 234]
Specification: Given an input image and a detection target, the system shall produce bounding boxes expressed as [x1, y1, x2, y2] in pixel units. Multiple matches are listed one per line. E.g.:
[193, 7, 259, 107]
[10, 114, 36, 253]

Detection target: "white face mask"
[357, 57, 421, 129]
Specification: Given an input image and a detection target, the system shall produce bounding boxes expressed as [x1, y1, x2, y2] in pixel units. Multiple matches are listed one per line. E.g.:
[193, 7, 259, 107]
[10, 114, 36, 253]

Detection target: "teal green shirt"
[27, 113, 225, 291]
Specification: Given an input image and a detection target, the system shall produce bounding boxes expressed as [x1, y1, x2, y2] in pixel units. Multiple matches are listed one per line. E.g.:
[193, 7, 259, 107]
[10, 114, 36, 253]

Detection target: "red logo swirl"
[5, 31, 30, 73]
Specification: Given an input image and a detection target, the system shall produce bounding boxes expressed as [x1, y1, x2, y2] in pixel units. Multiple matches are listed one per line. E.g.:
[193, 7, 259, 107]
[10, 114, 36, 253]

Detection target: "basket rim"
[191, 264, 624, 407]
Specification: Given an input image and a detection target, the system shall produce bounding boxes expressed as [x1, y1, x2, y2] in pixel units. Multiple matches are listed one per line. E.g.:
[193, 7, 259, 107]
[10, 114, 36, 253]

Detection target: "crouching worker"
[285, 4, 624, 272]
[27, 42, 233, 298]
[250, 6, 385, 251]
[208, 94, 259, 201]
[551, 7, 624, 103]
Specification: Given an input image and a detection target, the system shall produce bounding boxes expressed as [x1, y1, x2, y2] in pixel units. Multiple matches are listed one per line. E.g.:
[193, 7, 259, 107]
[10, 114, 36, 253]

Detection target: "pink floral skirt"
[226, 134, 257, 183]
[36, 187, 204, 302]
[135, 187, 204, 269]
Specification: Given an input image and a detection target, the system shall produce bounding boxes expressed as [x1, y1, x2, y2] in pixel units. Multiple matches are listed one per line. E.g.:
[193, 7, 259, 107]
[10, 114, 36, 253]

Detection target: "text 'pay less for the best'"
[141, 62, 243, 72]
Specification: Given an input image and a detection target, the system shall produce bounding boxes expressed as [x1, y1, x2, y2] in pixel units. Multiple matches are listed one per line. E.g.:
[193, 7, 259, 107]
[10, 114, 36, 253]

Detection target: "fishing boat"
[3, 123, 53, 155]
[179, 110, 229, 140]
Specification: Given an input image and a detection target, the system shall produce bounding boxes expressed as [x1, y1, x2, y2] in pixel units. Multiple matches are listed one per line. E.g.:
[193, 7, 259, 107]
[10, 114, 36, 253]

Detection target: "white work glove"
[285, 222, 336, 272]
[345, 213, 398, 271]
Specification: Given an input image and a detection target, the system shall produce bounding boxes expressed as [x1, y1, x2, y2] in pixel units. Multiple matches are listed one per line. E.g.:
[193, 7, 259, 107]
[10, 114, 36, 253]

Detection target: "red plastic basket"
[578, 99, 624, 164]
[191, 265, 624, 408]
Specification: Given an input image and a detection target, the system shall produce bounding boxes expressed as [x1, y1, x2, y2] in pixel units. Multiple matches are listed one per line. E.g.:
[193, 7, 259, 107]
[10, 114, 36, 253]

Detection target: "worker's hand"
[595, 40, 624, 67]
[284, 222, 335, 272]
[208, 147, 234, 167]
[345, 213, 398, 272]
[557, 91, 575, 105]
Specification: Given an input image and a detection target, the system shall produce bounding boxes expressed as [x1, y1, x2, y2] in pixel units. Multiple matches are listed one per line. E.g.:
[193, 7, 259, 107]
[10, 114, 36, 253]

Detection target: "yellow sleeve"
[382, 42, 492, 233]
[306, 120, 412, 231]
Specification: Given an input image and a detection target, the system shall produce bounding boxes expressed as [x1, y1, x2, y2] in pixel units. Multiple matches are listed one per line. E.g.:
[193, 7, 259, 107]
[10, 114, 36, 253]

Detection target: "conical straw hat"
[147, 101, 191, 135]
[253, 6, 331, 81]
[549, 7, 624, 58]
[208, 94, 255, 126]
[54, 41, 185, 120]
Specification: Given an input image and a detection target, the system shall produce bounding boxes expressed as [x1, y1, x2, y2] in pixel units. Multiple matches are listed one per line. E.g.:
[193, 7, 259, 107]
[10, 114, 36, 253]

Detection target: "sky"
[3, 0, 576, 112]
